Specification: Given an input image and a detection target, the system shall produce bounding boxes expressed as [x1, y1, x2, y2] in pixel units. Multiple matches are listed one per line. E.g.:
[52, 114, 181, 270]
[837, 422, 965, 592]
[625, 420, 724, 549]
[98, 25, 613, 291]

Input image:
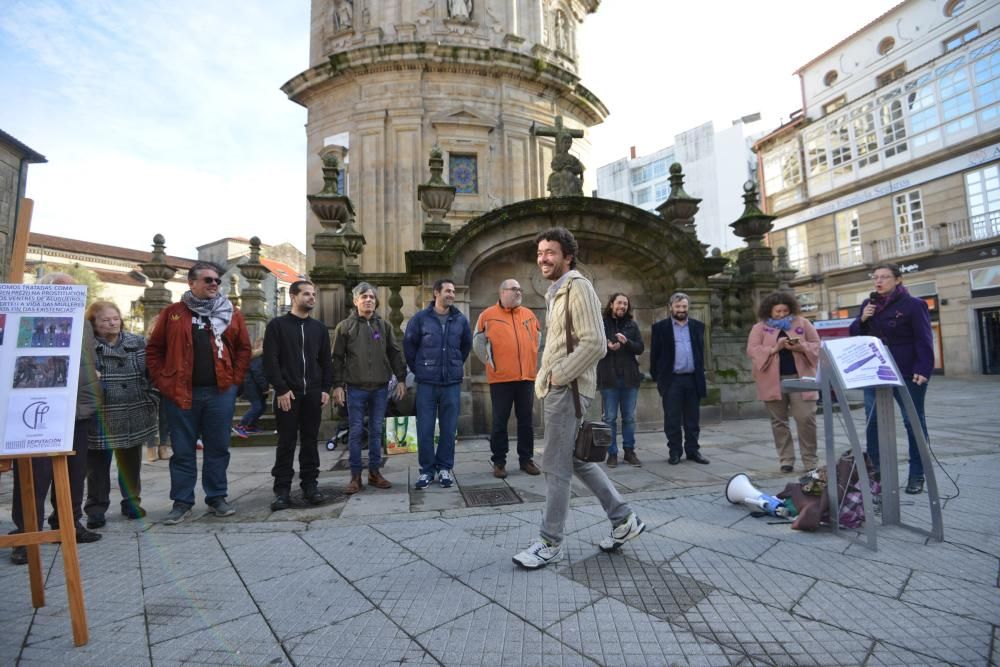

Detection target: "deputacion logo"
[22, 401, 50, 430]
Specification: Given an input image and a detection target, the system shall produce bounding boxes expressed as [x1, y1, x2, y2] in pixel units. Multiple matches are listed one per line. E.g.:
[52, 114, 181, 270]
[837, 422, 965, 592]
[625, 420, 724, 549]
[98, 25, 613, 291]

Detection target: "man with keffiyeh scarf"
[147, 262, 251, 524]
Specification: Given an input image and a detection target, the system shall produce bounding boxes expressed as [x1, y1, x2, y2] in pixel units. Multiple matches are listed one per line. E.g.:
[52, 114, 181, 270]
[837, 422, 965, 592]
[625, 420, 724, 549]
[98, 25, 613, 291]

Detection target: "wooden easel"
[0, 452, 89, 646]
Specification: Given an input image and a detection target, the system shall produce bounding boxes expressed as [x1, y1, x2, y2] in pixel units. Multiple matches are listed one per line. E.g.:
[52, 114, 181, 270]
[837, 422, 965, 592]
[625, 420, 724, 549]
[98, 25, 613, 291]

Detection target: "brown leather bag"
[564, 283, 612, 462]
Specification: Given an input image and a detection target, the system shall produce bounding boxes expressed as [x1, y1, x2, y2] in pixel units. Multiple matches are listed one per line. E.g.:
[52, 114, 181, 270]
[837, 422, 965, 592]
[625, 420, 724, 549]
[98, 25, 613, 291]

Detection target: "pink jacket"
[746, 317, 820, 401]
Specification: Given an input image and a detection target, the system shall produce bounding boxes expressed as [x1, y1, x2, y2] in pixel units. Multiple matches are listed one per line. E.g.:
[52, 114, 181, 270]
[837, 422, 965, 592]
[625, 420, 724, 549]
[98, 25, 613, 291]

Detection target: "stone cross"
[533, 115, 585, 197]
[532, 115, 583, 148]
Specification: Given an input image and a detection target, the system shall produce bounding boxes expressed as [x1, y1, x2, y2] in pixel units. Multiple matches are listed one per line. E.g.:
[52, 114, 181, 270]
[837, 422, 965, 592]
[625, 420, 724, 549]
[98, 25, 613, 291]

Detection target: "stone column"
[139, 234, 178, 334]
[239, 237, 271, 342]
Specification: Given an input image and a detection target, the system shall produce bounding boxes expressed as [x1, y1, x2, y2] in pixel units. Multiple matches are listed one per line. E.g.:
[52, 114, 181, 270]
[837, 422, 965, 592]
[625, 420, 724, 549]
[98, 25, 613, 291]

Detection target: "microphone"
[869, 291, 877, 303]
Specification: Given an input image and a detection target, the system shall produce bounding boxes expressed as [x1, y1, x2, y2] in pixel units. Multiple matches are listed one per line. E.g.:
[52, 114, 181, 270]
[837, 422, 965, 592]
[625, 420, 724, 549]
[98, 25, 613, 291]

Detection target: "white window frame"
[893, 189, 927, 253]
[834, 209, 862, 266]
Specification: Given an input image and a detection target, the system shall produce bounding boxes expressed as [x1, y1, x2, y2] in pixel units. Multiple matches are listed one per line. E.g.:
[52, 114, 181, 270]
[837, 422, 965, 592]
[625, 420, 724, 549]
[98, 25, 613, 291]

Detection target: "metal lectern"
[781, 340, 943, 551]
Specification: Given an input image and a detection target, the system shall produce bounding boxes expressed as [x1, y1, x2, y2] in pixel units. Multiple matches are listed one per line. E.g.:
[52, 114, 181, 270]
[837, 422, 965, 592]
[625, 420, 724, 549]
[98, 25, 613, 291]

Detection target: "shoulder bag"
[565, 283, 612, 462]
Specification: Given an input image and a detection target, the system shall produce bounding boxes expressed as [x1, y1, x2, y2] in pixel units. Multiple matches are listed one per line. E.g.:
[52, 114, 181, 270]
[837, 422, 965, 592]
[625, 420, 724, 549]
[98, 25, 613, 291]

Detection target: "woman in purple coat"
[848, 262, 934, 494]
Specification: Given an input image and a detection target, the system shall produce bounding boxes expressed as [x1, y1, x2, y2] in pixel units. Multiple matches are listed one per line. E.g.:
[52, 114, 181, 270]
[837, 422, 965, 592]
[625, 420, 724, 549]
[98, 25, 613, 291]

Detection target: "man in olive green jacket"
[331, 282, 407, 493]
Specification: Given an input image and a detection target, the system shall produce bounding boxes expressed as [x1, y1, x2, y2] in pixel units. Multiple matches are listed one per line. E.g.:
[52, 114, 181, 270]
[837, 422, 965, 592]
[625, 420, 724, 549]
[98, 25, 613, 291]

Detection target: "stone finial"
[656, 163, 702, 234]
[730, 179, 776, 247]
[418, 145, 457, 250]
[309, 152, 354, 231]
[139, 234, 179, 334]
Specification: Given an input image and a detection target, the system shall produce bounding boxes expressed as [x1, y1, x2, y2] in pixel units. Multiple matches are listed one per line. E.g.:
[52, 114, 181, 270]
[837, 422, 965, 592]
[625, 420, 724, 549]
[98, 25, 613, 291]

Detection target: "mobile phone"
[787, 337, 800, 344]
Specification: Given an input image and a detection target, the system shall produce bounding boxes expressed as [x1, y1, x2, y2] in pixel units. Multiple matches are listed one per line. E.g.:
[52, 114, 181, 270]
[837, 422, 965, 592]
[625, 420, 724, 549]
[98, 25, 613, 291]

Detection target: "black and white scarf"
[181, 292, 234, 359]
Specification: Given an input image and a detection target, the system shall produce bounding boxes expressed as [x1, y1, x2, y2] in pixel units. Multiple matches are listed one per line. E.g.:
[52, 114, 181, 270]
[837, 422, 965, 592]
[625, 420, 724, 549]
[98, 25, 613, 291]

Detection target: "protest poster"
[0, 283, 87, 455]
[822, 335, 903, 390]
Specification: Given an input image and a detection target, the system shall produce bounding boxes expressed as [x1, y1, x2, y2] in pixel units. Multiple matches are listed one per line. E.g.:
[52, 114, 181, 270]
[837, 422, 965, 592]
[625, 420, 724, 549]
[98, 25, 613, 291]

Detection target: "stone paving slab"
[1, 376, 997, 665]
[283, 607, 436, 666]
[417, 602, 597, 666]
[795, 580, 993, 664]
[547, 596, 747, 666]
[243, 563, 373, 641]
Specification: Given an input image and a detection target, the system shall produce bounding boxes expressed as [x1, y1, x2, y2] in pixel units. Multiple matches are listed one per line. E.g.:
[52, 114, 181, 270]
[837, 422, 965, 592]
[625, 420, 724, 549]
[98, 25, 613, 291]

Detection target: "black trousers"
[11, 417, 92, 531]
[489, 381, 535, 465]
[272, 391, 323, 493]
[84, 446, 142, 517]
[662, 375, 701, 457]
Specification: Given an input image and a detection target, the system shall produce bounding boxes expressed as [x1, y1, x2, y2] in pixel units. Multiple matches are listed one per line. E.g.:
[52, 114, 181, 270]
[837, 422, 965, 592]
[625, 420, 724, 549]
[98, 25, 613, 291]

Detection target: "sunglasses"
[200, 277, 223, 285]
[503, 287, 523, 293]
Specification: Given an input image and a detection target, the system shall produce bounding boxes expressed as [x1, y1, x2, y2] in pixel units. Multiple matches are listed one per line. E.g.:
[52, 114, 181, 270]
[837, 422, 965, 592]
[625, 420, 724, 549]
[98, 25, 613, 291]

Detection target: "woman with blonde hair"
[83, 301, 159, 526]
[746, 291, 821, 473]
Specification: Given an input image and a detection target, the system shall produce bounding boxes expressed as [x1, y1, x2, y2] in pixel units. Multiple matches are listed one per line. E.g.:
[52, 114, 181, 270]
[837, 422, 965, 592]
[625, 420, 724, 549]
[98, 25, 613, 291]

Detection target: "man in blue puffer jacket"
[403, 278, 472, 490]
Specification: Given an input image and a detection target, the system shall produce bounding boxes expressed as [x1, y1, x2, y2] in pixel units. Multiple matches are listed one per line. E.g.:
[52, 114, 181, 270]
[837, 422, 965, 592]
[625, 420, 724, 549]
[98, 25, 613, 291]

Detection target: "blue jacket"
[403, 303, 473, 385]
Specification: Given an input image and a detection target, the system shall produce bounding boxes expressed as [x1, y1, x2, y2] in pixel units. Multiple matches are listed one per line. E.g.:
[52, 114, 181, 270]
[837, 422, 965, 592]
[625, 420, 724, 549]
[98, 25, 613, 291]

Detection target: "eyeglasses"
[503, 287, 523, 293]
[200, 277, 222, 285]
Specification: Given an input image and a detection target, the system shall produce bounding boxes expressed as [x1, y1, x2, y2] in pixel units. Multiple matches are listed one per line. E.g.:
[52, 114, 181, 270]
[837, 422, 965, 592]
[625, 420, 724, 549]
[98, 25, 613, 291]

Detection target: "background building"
[0, 129, 45, 281]
[756, 0, 1000, 375]
[283, 0, 604, 284]
[596, 118, 761, 252]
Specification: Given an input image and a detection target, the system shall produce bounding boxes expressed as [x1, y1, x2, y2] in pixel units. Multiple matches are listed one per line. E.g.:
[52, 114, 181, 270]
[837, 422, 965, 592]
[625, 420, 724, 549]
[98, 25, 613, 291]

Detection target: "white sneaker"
[599, 512, 646, 552]
[438, 469, 454, 488]
[512, 540, 562, 569]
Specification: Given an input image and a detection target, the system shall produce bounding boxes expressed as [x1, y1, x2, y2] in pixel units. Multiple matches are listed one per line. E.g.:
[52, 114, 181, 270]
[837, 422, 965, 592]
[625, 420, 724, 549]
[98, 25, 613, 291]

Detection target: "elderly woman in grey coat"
[83, 301, 159, 527]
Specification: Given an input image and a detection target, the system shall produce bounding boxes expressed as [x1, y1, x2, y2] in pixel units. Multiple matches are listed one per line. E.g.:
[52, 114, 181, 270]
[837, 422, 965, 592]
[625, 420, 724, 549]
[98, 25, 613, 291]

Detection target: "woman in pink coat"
[746, 291, 821, 473]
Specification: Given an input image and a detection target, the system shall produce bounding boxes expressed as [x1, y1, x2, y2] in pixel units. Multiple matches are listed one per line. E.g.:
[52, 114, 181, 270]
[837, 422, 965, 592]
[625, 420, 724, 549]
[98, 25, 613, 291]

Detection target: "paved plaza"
[1, 376, 998, 666]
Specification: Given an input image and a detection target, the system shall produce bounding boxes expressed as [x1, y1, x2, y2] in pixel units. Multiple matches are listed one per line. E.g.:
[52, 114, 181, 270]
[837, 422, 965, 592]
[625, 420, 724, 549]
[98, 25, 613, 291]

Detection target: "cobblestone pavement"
[1, 376, 998, 665]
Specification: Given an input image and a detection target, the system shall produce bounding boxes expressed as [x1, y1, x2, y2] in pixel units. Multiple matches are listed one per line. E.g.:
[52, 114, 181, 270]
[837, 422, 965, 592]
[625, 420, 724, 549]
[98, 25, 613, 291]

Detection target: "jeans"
[863, 377, 929, 481]
[84, 446, 142, 517]
[12, 417, 92, 531]
[662, 375, 701, 457]
[164, 385, 237, 508]
[346, 385, 389, 475]
[239, 383, 264, 428]
[272, 390, 324, 492]
[415, 382, 460, 475]
[600, 378, 639, 456]
[539, 386, 630, 545]
[489, 380, 535, 465]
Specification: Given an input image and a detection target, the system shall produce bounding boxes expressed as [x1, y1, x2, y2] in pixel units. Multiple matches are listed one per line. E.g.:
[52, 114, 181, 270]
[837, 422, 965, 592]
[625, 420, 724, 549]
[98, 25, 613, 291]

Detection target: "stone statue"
[555, 11, 568, 52]
[534, 116, 584, 197]
[334, 0, 353, 31]
[449, 0, 472, 19]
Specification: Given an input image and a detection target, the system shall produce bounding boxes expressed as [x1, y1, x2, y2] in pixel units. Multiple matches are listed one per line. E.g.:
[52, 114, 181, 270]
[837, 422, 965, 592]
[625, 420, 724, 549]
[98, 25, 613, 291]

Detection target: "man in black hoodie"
[263, 280, 334, 511]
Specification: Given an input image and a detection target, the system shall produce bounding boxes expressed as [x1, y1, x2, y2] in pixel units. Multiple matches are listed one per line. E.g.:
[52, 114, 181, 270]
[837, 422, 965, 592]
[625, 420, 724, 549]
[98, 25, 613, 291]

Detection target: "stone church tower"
[282, 0, 605, 273]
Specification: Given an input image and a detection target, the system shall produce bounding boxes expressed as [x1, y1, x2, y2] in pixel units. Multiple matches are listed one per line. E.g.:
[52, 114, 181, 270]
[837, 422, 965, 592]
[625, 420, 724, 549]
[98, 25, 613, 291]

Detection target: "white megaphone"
[725, 473, 786, 517]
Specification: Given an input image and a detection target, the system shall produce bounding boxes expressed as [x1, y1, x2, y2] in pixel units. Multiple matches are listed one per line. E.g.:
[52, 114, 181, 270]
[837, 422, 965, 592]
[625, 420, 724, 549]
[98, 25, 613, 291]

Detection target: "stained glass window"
[449, 154, 478, 194]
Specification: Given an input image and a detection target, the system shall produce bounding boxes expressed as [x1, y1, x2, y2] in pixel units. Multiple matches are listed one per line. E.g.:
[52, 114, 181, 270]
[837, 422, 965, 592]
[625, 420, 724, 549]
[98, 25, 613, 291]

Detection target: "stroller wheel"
[326, 438, 337, 451]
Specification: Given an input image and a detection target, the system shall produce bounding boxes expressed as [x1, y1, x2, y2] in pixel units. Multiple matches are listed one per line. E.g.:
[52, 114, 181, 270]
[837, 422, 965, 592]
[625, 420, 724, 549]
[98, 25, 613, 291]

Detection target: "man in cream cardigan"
[513, 227, 645, 569]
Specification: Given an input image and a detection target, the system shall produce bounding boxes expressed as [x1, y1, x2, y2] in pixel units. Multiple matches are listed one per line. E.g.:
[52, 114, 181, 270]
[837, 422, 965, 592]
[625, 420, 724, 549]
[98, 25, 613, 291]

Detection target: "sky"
[0, 0, 901, 259]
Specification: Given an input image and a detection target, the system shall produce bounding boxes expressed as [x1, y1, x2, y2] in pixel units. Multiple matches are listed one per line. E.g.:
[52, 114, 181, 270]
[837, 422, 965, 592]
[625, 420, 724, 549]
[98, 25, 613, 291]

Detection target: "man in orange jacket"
[474, 279, 542, 478]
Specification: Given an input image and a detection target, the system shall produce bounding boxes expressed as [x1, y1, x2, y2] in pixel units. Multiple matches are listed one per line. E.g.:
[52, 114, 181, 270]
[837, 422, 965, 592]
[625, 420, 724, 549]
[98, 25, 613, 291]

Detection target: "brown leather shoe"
[368, 469, 392, 489]
[345, 473, 364, 494]
[492, 463, 507, 478]
[519, 460, 541, 475]
[623, 450, 642, 467]
[606, 454, 618, 468]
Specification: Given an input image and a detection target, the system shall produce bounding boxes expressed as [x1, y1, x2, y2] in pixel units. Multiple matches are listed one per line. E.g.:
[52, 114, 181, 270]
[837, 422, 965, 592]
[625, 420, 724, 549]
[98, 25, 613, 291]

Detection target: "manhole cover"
[561, 554, 714, 620]
[462, 486, 522, 507]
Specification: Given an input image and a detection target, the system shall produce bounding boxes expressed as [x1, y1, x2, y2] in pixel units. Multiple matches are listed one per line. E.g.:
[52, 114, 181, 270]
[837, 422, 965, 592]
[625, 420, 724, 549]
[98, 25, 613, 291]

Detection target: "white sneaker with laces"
[599, 512, 646, 552]
[438, 469, 454, 488]
[512, 540, 563, 569]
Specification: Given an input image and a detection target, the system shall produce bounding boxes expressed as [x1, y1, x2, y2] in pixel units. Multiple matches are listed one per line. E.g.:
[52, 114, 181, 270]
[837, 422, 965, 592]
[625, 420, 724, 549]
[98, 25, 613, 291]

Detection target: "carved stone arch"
[406, 195, 714, 434]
